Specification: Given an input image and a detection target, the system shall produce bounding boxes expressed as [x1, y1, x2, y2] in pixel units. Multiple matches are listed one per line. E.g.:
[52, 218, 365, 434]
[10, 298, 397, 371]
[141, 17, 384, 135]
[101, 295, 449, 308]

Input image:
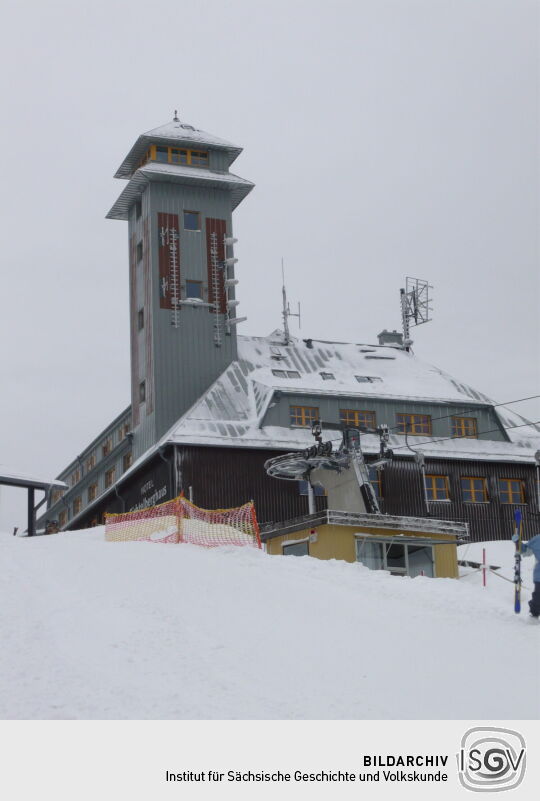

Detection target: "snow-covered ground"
[0, 528, 538, 720]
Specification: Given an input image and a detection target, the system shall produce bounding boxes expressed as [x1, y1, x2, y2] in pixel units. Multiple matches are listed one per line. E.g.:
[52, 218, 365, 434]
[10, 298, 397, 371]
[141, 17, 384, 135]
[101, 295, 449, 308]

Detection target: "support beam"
[27, 487, 35, 537]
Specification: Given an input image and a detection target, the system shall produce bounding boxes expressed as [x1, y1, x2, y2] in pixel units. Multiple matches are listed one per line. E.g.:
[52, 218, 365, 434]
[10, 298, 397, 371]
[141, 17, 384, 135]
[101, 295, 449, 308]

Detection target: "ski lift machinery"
[264, 420, 394, 515]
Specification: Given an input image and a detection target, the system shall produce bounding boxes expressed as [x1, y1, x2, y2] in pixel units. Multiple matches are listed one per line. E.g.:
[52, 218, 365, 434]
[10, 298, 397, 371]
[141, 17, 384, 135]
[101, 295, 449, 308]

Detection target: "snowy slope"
[0, 529, 538, 720]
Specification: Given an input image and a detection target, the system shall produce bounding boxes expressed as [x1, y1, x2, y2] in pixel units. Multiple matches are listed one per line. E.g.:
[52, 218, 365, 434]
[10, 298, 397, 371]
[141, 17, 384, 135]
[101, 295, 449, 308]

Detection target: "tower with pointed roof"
[107, 115, 254, 457]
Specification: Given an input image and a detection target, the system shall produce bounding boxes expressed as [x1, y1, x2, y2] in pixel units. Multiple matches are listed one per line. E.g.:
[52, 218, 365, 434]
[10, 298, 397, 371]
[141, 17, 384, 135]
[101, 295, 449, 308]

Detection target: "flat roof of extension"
[260, 510, 470, 543]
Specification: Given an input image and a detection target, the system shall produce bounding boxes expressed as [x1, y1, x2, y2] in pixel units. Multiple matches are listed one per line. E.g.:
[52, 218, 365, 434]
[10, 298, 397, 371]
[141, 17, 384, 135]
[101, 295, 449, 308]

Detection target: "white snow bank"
[0, 529, 538, 720]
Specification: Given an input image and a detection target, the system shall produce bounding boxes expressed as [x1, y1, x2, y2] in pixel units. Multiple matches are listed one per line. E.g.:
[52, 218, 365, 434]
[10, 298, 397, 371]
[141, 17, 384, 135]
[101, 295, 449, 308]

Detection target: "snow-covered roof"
[106, 162, 254, 220]
[114, 118, 243, 179]
[145, 332, 540, 465]
[0, 465, 67, 490]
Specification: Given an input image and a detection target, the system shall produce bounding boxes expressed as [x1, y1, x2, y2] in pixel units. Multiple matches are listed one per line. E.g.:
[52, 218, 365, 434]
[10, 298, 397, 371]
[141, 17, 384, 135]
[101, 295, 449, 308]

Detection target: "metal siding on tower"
[157, 212, 180, 311]
[129, 232, 140, 427]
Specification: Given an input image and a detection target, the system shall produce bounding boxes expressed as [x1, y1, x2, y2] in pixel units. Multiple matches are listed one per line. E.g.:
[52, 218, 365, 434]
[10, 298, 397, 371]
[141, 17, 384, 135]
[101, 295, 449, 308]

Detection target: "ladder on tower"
[210, 231, 222, 345]
[169, 226, 180, 328]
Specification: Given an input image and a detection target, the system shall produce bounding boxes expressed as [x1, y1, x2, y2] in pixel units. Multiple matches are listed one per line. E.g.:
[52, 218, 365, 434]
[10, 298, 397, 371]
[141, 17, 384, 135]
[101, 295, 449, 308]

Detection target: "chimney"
[377, 329, 404, 347]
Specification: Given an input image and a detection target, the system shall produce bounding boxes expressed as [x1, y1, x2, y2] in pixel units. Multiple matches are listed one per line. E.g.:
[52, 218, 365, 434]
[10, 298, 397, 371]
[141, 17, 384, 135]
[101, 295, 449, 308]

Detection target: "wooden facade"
[68, 444, 539, 543]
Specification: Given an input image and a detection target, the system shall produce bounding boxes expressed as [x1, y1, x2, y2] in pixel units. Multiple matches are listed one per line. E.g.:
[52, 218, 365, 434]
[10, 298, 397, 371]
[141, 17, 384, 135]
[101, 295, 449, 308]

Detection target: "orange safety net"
[105, 495, 261, 549]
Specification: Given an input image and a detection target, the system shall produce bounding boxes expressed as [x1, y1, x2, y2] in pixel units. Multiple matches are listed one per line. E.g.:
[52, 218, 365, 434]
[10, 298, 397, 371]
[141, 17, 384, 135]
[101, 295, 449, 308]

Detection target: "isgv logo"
[457, 727, 526, 792]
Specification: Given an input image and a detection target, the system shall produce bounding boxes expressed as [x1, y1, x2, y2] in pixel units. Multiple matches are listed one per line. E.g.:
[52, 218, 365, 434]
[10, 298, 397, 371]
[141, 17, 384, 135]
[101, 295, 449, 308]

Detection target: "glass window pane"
[186, 281, 202, 299]
[357, 540, 384, 570]
[156, 146, 168, 162]
[407, 545, 434, 577]
[385, 543, 406, 572]
[283, 541, 308, 557]
[184, 211, 200, 230]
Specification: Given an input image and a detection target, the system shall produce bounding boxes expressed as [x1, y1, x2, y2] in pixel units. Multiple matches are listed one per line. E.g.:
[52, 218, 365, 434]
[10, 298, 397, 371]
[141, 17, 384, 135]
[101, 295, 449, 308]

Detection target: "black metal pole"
[27, 487, 35, 536]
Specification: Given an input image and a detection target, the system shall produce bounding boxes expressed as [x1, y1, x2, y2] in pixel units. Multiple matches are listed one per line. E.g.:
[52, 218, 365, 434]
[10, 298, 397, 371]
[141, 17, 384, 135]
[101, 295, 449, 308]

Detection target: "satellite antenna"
[281, 258, 301, 345]
[400, 277, 433, 348]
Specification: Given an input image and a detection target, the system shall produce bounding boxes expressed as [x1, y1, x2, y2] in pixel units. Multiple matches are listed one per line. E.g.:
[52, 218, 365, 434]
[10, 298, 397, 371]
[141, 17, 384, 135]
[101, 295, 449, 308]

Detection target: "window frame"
[498, 478, 526, 505]
[289, 405, 319, 428]
[396, 412, 432, 436]
[339, 408, 377, 429]
[105, 467, 116, 489]
[87, 483, 98, 503]
[452, 416, 478, 439]
[461, 476, 489, 503]
[424, 474, 451, 501]
[148, 144, 209, 168]
[368, 465, 384, 500]
[139, 380, 146, 403]
[123, 452, 133, 473]
[356, 537, 435, 578]
[73, 496, 82, 516]
[185, 280, 203, 299]
[183, 210, 201, 231]
[282, 540, 309, 557]
[272, 369, 301, 379]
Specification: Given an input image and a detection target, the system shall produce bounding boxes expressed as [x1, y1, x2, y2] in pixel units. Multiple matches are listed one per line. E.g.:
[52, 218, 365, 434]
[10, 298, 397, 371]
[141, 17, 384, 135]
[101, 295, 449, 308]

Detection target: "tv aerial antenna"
[281, 258, 301, 345]
[400, 277, 433, 349]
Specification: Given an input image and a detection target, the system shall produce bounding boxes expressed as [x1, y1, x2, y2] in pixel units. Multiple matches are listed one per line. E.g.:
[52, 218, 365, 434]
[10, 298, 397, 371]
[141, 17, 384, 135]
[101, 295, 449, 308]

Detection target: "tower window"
[184, 210, 200, 231]
[137, 308, 144, 331]
[171, 148, 188, 164]
[136, 241, 143, 262]
[149, 145, 209, 168]
[139, 381, 146, 403]
[186, 280, 203, 299]
[190, 150, 208, 167]
[135, 200, 142, 220]
[156, 145, 169, 163]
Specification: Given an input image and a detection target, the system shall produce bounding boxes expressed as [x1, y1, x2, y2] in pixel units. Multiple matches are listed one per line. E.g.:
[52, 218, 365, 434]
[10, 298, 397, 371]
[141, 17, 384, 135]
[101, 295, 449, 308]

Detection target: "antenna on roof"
[281, 258, 301, 346]
[173, 109, 179, 122]
[400, 277, 433, 350]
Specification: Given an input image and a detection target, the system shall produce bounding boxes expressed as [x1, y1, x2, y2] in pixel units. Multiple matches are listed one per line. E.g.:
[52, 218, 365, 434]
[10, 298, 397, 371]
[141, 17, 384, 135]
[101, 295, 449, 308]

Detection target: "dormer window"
[272, 369, 301, 379]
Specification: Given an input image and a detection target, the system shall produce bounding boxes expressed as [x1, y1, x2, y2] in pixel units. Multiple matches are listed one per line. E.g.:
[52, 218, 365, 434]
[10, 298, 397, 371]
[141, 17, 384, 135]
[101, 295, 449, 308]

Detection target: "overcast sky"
[1, 0, 538, 530]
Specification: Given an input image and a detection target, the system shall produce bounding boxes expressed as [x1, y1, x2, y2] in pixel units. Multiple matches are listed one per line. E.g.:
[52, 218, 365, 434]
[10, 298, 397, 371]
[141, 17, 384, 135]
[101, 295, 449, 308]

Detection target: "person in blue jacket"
[512, 533, 540, 618]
